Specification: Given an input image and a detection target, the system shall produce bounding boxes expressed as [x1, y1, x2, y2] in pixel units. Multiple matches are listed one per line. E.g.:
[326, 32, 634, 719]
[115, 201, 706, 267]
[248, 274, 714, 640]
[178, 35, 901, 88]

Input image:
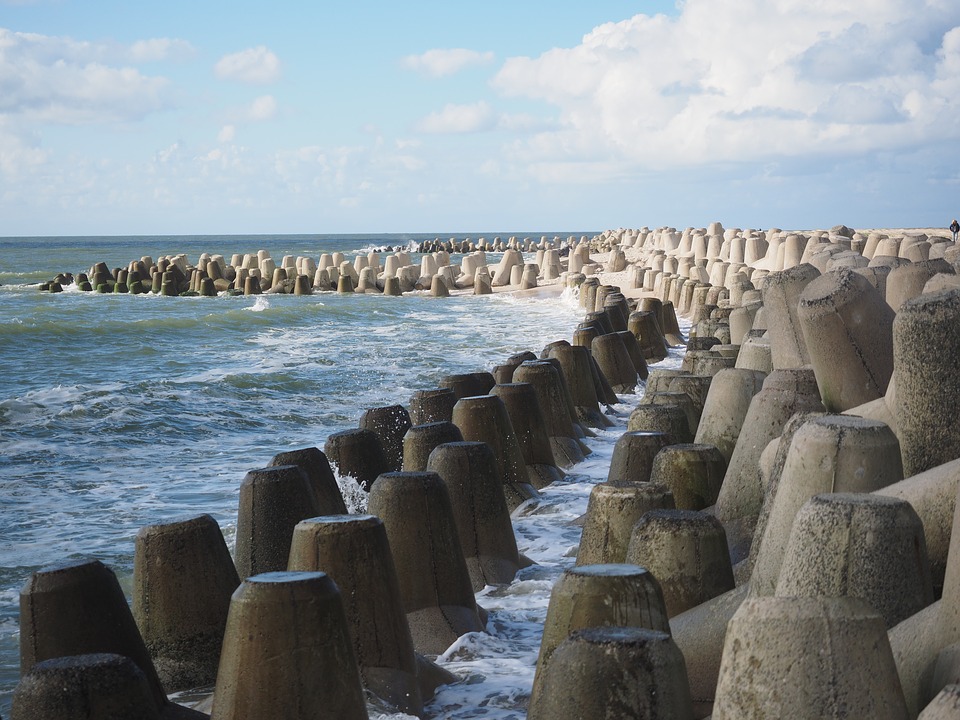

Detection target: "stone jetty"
[35, 235, 588, 297]
[14, 221, 960, 719]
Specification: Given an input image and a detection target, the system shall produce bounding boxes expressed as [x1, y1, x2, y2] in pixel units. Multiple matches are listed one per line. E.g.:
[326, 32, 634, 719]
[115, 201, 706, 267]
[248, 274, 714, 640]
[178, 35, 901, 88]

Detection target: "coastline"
[6, 222, 960, 718]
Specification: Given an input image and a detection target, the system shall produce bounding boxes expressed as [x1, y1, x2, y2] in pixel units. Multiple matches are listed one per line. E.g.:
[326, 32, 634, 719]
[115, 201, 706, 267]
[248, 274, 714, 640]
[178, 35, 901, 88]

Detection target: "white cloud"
[416, 101, 496, 134]
[248, 95, 277, 121]
[127, 38, 195, 63]
[490, 2, 960, 174]
[0, 117, 49, 177]
[214, 46, 281, 84]
[0, 27, 176, 124]
[402, 48, 494, 77]
[218, 124, 236, 142]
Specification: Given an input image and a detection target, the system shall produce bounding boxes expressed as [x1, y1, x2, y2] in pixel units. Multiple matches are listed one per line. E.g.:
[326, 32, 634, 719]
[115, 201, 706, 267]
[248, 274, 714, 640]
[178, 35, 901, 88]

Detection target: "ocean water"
[0, 233, 682, 718]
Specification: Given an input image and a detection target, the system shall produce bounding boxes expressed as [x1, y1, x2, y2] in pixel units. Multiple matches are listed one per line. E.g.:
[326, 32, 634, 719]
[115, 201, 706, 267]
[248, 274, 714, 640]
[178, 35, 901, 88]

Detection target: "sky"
[1, 0, 959, 236]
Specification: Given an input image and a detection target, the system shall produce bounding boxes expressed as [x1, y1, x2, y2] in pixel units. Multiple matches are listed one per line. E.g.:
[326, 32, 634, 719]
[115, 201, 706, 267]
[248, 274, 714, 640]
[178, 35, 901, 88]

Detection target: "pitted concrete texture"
[750, 414, 903, 597]
[12, 654, 162, 720]
[775, 493, 933, 628]
[798, 268, 895, 412]
[713, 596, 909, 719]
[626, 509, 735, 617]
[133, 514, 239, 693]
[528, 627, 694, 720]
[649, 443, 726, 511]
[531, 563, 671, 711]
[577, 480, 674, 565]
[627, 404, 693, 443]
[894, 288, 960, 477]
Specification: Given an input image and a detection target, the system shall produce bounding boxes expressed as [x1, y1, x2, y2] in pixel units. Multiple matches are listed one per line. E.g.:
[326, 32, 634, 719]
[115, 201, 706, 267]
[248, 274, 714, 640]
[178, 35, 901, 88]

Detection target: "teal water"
[0, 233, 594, 715]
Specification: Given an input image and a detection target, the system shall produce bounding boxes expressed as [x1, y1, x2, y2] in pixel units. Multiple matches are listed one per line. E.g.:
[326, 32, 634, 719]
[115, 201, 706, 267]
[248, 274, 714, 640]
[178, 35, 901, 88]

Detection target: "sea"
[0, 233, 684, 719]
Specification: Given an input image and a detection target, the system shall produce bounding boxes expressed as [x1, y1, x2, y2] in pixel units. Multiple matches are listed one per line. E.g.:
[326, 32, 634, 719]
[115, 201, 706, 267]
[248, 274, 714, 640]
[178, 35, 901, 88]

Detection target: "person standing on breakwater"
[951, 219, 959, 242]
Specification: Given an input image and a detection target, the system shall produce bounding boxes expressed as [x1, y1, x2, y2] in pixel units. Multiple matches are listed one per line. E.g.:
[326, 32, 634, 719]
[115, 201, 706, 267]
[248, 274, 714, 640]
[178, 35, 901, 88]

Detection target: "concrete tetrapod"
[511, 360, 588, 468]
[19, 559, 206, 720]
[359, 404, 412, 472]
[681, 350, 735, 377]
[713, 597, 909, 719]
[649, 444, 726, 510]
[210, 572, 367, 720]
[572, 324, 600, 349]
[750, 415, 904, 597]
[491, 351, 538, 385]
[426, 441, 528, 590]
[887, 470, 960, 714]
[451, 395, 538, 510]
[797, 268, 895, 412]
[268, 447, 348, 514]
[626, 509, 735, 618]
[875, 456, 960, 594]
[602, 292, 630, 330]
[774, 493, 933, 629]
[530, 564, 670, 710]
[439, 371, 496, 400]
[662, 301, 686, 346]
[401, 421, 464, 472]
[629, 310, 668, 361]
[616, 330, 650, 380]
[886, 259, 955, 311]
[589, 346, 621, 406]
[637, 369, 688, 393]
[920, 685, 960, 719]
[367, 471, 486, 655]
[640, 390, 700, 438]
[576, 481, 675, 565]
[133, 514, 240, 692]
[713, 368, 824, 555]
[735, 332, 773, 373]
[539, 355, 597, 439]
[546, 344, 613, 428]
[693, 368, 767, 466]
[760, 263, 820, 369]
[12, 654, 161, 720]
[607, 430, 672, 484]
[894, 288, 960, 477]
[652, 373, 713, 424]
[626, 404, 693, 443]
[287, 515, 446, 716]
[527, 627, 694, 720]
[234, 464, 320, 579]
[323, 428, 390, 492]
[742, 410, 828, 579]
[590, 332, 638, 393]
[408, 388, 457, 425]
[669, 583, 751, 719]
[490, 382, 564, 489]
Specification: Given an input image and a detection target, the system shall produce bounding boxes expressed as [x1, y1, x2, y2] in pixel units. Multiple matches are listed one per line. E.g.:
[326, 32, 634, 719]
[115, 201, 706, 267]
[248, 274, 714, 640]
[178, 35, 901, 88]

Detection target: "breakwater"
[5, 223, 960, 718]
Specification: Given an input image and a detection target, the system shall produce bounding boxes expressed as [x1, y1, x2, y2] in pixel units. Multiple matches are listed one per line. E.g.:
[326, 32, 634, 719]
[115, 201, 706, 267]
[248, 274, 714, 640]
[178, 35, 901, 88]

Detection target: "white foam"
[245, 296, 271, 312]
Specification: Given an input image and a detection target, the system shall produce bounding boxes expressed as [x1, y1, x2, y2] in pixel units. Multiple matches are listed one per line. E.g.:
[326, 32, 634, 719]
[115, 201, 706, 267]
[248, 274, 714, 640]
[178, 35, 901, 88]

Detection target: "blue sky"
[1, 0, 959, 235]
